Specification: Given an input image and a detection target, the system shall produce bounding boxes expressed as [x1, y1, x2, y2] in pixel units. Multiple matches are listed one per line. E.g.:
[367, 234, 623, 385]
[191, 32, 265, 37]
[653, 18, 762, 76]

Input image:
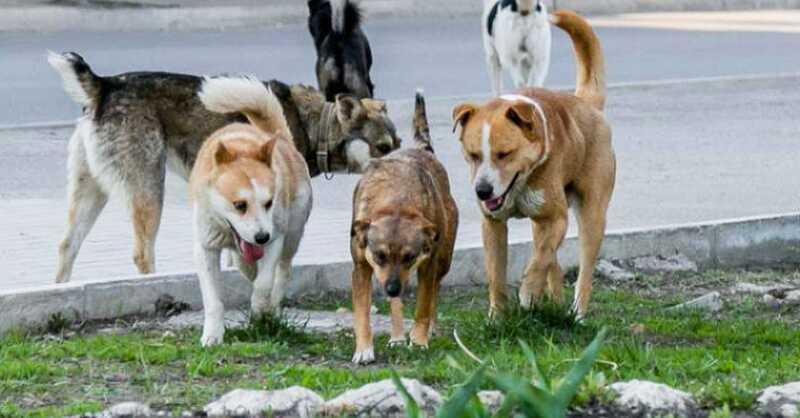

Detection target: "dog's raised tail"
[551, 10, 606, 111]
[413, 89, 434, 154]
[47, 51, 102, 111]
[199, 76, 292, 140]
[330, 0, 362, 33]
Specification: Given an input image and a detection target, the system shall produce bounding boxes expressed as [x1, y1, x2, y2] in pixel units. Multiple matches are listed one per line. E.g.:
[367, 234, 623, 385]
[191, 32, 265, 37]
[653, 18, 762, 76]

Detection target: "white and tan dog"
[483, 0, 552, 95]
[190, 76, 312, 346]
[454, 11, 615, 319]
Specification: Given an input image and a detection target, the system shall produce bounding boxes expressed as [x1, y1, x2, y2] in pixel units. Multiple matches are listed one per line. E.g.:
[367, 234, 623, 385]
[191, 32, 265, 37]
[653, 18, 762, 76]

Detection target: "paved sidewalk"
[2, 75, 800, 290]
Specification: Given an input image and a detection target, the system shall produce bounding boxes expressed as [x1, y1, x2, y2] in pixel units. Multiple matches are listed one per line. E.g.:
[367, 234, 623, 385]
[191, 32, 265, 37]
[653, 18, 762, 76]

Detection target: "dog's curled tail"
[330, 0, 362, 33]
[551, 10, 606, 111]
[413, 89, 434, 154]
[199, 76, 292, 140]
[47, 51, 102, 111]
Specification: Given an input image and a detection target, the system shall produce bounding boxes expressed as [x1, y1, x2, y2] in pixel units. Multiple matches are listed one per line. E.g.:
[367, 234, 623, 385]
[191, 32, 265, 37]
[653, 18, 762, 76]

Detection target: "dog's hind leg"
[388, 297, 406, 346]
[572, 195, 610, 319]
[130, 190, 163, 275]
[269, 258, 291, 312]
[55, 131, 108, 283]
[486, 50, 504, 96]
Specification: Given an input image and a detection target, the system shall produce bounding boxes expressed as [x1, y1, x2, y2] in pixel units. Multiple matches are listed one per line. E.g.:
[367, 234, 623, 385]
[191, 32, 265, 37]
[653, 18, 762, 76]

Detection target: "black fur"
[486, 0, 518, 37]
[308, 0, 374, 101]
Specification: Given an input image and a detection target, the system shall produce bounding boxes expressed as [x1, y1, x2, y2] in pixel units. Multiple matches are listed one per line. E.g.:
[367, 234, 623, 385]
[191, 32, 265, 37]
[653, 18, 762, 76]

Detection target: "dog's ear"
[215, 142, 236, 165]
[351, 219, 371, 249]
[257, 139, 277, 166]
[506, 102, 535, 131]
[362, 99, 387, 113]
[452, 103, 477, 133]
[335, 94, 365, 124]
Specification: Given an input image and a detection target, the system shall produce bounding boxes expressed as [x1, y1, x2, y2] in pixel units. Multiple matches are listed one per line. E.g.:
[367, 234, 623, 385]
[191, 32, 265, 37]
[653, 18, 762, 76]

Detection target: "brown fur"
[349, 146, 458, 361]
[452, 10, 615, 318]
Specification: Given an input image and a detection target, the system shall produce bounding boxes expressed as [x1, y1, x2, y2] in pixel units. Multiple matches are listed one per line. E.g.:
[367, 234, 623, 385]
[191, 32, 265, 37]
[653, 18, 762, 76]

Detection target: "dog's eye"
[233, 201, 247, 213]
[402, 253, 415, 265]
[264, 200, 273, 211]
[496, 151, 511, 161]
[469, 152, 481, 162]
[374, 251, 387, 265]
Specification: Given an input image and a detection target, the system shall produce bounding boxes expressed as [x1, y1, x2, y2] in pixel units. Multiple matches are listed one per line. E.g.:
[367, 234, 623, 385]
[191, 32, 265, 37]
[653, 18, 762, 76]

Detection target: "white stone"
[757, 382, 800, 418]
[669, 291, 723, 312]
[321, 378, 442, 417]
[106, 402, 152, 417]
[596, 259, 635, 281]
[630, 254, 698, 273]
[204, 387, 323, 418]
[734, 282, 789, 295]
[610, 380, 696, 416]
[477, 390, 505, 413]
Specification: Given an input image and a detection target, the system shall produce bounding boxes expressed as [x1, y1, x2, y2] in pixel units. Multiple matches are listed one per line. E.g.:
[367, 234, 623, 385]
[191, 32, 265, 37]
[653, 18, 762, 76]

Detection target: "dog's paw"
[388, 336, 407, 347]
[352, 347, 375, 364]
[518, 292, 535, 310]
[200, 329, 224, 347]
[409, 328, 429, 349]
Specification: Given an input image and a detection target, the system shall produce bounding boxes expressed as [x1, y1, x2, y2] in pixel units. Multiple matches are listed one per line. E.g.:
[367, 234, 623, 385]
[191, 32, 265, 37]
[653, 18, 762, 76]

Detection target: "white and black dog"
[308, 0, 374, 101]
[483, 0, 552, 95]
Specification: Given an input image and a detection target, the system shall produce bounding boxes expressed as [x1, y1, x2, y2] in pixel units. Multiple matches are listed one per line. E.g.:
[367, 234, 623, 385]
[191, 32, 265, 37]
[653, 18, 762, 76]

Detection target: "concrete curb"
[2, 212, 799, 334]
[1, 0, 798, 32]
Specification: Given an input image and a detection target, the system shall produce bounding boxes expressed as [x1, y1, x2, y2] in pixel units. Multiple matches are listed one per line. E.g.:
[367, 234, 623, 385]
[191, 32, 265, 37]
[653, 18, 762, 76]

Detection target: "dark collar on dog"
[313, 102, 338, 180]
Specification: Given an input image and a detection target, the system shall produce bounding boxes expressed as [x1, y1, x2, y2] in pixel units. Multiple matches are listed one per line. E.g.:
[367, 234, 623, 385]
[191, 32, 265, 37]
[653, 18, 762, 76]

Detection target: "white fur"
[199, 76, 281, 120]
[474, 123, 504, 198]
[330, 0, 347, 33]
[47, 51, 90, 107]
[483, 0, 552, 95]
[346, 138, 372, 172]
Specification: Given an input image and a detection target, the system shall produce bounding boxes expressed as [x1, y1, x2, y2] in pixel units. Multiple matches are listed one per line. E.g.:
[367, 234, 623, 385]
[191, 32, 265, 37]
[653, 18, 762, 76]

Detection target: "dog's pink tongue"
[240, 241, 264, 264]
[484, 196, 504, 211]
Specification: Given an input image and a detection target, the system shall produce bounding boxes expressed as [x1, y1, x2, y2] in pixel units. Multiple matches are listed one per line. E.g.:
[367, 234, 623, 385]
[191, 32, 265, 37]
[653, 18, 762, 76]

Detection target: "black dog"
[308, 0, 374, 101]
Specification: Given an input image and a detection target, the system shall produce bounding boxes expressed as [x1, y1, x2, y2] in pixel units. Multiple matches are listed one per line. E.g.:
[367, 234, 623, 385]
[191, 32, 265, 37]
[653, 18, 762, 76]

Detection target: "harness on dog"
[486, 0, 517, 36]
[313, 102, 339, 180]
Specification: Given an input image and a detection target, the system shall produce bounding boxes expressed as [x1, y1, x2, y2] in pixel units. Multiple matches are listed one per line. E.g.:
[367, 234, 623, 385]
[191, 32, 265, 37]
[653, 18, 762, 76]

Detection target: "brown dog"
[452, 10, 615, 318]
[349, 91, 458, 364]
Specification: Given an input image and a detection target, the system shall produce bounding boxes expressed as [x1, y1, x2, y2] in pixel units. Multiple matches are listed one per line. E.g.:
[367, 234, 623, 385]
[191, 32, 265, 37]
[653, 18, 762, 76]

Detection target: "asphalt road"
[3, 16, 800, 125]
[1, 13, 800, 288]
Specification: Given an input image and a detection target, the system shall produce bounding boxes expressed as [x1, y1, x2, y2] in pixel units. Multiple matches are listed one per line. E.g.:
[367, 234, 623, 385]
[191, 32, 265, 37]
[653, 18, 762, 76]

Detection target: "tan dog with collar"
[349, 91, 458, 364]
[452, 10, 615, 318]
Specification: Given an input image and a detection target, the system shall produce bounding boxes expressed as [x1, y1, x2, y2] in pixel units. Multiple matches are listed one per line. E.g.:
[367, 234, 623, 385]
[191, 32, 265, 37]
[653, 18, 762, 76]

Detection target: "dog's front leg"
[351, 261, 375, 364]
[519, 215, 567, 309]
[481, 216, 508, 318]
[251, 237, 284, 317]
[195, 244, 224, 346]
[410, 263, 438, 348]
[388, 297, 406, 346]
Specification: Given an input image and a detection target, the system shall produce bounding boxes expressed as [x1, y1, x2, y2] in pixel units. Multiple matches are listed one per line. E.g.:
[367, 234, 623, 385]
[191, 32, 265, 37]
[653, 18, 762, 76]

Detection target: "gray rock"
[757, 382, 800, 418]
[734, 282, 790, 295]
[321, 378, 442, 417]
[477, 390, 505, 413]
[204, 387, 323, 418]
[669, 291, 723, 313]
[629, 254, 698, 274]
[762, 289, 800, 308]
[105, 402, 152, 418]
[610, 380, 697, 417]
[595, 259, 635, 282]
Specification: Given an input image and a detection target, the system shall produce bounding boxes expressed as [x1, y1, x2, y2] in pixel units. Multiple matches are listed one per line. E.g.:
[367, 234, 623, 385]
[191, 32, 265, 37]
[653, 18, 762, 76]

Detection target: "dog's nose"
[475, 182, 494, 201]
[376, 143, 393, 155]
[520, 10, 530, 16]
[254, 232, 270, 245]
[385, 280, 402, 298]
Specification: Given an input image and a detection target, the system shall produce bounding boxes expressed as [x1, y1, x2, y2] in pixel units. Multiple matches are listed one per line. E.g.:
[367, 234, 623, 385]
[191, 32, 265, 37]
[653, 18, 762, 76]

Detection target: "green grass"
[1, 269, 799, 417]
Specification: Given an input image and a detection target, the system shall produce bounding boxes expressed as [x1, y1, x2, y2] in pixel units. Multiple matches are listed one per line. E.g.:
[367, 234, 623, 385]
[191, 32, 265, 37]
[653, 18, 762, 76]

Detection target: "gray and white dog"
[48, 51, 400, 284]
